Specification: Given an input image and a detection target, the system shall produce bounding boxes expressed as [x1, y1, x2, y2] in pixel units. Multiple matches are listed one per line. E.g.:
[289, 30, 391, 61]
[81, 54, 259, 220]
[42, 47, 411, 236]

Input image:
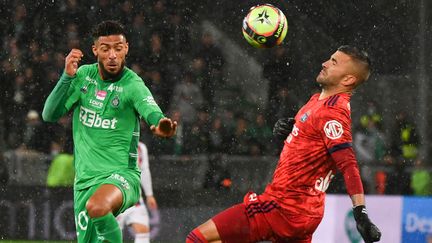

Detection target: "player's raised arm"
[42, 49, 83, 122]
[64, 48, 83, 76]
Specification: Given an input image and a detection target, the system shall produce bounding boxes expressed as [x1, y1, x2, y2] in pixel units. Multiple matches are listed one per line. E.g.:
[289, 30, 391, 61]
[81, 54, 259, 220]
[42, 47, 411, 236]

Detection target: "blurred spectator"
[10, 4, 27, 40]
[208, 116, 229, 154]
[6, 74, 29, 148]
[164, 10, 191, 63]
[184, 110, 210, 154]
[169, 72, 204, 125]
[194, 32, 224, 108]
[129, 11, 149, 63]
[143, 33, 172, 110]
[50, 115, 74, 155]
[119, 1, 135, 26]
[46, 153, 74, 187]
[263, 46, 298, 124]
[20, 110, 51, 153]
[229, 116, 251, 155]
[146, 0, 168, 33]
[0, 107, 9, 186]
[354, 112, 386, 194]
[170, 109, 184, 155]
[271, 87, 299, 124]
[382, 154, 412, 195]
[410, 158, 432, 196]
[248, 113, 273, 155]
[391, 111, 419, 162]
[0, 152, 8, 186]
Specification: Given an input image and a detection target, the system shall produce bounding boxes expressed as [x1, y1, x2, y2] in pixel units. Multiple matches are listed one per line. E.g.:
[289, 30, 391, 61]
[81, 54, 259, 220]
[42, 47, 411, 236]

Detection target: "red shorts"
[212, 192, 322, 243]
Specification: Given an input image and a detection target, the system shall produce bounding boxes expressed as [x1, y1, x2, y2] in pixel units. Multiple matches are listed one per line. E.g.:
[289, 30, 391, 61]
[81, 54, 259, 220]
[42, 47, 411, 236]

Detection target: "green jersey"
[43, 64, 164, 190]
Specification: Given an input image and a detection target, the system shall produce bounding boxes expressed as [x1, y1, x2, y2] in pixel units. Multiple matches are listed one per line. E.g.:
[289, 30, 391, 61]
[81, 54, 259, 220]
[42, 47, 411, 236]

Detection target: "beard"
[99, 60, 125, 80]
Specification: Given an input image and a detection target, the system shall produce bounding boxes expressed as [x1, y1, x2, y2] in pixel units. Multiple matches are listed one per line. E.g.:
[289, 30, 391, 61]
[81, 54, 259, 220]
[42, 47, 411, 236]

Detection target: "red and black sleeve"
[331, 147, 364, 196]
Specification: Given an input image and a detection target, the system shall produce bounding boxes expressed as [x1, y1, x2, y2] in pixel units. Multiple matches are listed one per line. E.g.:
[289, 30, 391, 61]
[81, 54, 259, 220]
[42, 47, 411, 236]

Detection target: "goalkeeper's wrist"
[353, 205, 370, 223]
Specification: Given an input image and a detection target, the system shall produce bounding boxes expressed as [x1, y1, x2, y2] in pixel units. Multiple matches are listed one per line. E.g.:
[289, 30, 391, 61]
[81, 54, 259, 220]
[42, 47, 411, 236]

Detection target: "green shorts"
[73, 170, 140, 242]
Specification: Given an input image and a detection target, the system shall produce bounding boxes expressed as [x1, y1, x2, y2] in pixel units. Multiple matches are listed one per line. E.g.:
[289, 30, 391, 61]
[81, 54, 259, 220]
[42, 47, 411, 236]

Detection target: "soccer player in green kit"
[42, 20, 177, 242]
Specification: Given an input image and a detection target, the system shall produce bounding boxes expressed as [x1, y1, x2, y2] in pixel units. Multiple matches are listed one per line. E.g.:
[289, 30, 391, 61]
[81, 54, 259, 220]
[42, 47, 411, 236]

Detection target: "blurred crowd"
[0, 0, 273, 156]
[0, 0, 430, 196]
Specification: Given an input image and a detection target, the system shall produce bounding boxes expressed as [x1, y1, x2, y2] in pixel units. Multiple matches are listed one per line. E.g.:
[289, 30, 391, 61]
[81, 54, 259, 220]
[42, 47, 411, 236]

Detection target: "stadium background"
[1, 0, 431, 242]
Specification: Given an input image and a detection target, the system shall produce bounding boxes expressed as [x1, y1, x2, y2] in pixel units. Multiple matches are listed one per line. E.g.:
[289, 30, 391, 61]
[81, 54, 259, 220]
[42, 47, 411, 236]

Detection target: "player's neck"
[319, 87, 352, 100]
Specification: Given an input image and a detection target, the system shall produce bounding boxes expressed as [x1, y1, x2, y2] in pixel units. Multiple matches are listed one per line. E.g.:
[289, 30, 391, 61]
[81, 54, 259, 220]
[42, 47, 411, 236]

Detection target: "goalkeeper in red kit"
[186, 45, 381, 243]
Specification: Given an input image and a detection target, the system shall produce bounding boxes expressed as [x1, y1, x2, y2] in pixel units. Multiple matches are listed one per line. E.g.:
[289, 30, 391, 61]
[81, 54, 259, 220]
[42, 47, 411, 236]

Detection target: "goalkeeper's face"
[92, 34, 129, 79]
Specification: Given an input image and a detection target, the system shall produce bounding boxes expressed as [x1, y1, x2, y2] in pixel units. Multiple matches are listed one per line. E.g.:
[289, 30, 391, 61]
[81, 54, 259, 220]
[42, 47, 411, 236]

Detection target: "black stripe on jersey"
[329, 95, 340, 106]
[186, 232, 204, 243]
[246, 201, 280, 217]
[328, 142, 352, 154]
[324, 95, 340, 107]
[324, 96, 334, 106]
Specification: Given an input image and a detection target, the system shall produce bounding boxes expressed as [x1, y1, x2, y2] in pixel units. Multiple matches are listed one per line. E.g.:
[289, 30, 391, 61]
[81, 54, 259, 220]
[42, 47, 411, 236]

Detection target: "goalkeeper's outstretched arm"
[332, 147, 381, 243]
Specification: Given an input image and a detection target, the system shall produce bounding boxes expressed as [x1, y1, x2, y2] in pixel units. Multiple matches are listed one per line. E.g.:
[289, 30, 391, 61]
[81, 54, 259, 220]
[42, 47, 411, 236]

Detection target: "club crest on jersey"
[111, 96, 120, 108]
[324, 120, 343, 139]
[80, 85, 88, 94]
[96, 90, 107, 101]
[300, 111, 311, 122]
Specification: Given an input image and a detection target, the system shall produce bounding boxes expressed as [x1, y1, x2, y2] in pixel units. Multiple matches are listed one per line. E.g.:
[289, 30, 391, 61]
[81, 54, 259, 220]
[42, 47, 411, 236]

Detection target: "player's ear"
[342, 75, 356, 87]
[125, 42, 129, 55]
[92, 44, 97, 57]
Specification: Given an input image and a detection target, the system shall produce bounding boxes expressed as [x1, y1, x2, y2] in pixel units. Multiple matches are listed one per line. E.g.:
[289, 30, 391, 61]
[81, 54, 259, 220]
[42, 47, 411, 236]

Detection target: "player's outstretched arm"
[332, 148, 381, 243]
[150, 117, 177, 138]
[42, 49, 83, 122]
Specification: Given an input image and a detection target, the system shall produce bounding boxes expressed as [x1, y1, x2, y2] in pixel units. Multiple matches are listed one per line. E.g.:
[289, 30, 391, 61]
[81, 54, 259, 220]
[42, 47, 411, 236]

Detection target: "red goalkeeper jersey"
[264, 92, 353, 217]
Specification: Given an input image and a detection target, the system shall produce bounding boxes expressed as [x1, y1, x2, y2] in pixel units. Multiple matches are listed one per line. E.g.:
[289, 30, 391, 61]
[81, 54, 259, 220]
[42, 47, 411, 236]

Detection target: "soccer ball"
[242, 4, 288, 48]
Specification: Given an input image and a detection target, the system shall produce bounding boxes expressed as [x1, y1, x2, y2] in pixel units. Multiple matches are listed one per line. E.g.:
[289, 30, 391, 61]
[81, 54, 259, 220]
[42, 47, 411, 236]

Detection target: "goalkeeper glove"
[353, 205, 381, 243]
[273, 117, 295, 139]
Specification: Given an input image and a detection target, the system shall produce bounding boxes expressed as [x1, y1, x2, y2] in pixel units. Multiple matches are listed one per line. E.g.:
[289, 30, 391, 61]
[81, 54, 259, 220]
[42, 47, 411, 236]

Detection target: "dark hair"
[91, 20, 127, 41]
[338, 45, 371, 84]
[338, 45, 371, 66]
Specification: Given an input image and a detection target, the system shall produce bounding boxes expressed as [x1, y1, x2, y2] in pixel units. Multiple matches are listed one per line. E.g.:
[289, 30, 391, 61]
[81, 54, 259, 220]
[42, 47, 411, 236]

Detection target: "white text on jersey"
[79, 106, 118, 129]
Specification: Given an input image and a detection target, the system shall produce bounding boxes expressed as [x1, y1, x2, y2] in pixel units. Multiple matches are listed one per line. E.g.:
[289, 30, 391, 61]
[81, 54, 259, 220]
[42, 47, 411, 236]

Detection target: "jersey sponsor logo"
[96, 90, 107, 101]
[315, 170, 334, 192]
[79, 106, 118, 129]
[286, 125, 299, 143]
[89, 99, 103, 109]
[143, 96, 157, 106]
[324, 120, 343, 139]
[107, 83, 123, 92]
[85, 76, 97, 85]
[109, 173, 130, 190]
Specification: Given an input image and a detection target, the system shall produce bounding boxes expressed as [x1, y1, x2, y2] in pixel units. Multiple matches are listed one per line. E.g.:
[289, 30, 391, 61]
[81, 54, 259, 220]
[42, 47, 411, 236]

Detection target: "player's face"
[92, 35, 129, 79]
[316, 51, 355, 87]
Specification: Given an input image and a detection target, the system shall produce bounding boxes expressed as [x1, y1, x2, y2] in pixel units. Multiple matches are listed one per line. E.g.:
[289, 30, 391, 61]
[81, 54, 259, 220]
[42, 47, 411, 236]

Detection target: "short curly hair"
[91, 20, 127, 41]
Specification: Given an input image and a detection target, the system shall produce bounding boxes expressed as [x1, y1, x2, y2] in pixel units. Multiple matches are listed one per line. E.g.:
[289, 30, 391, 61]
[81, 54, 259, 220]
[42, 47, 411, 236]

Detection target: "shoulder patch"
[323, 120, 343, 139]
